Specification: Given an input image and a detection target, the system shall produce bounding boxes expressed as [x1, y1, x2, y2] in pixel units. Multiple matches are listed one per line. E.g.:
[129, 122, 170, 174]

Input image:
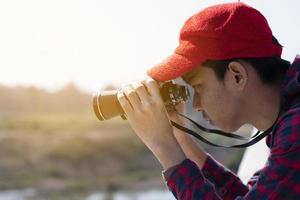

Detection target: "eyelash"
[193, 84, 202, 88]
[193, 84, 202, 92]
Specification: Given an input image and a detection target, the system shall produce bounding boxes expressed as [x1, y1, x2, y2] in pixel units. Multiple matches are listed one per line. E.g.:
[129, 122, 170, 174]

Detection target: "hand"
[117, 78, 186, 169]
[168, 101, 194, 143]
[167, 99, 208, 169]
[118, 78, 172, 147]
[167, 101, 187, 126]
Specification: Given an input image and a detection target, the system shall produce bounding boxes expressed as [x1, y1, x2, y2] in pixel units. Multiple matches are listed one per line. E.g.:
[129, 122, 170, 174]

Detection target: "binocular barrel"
[93, 90, 125, 121]
[93, 81, 189, 121]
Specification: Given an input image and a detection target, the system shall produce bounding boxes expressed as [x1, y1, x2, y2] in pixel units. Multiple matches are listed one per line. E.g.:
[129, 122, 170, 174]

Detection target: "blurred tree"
[0, 83, 91, 114]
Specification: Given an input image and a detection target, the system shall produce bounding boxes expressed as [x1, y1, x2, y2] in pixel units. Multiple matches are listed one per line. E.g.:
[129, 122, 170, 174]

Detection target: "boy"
[118, 2, 300, 199]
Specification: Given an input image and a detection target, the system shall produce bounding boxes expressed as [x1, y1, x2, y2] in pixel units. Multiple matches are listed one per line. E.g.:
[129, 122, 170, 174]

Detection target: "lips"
[202, 111, 210, 121]
[202, 112, 215, 126]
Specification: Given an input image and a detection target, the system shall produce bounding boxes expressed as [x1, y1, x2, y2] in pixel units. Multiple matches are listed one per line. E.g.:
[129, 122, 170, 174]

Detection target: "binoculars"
[93, 81, 190, 121]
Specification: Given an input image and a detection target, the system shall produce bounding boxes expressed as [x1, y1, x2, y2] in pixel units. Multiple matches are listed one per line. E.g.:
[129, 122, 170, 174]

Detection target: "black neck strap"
[171, 110, 274, 148]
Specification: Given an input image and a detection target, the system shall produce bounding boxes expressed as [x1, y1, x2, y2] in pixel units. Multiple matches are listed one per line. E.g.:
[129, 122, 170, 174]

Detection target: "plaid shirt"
[166, 55, 300, 200]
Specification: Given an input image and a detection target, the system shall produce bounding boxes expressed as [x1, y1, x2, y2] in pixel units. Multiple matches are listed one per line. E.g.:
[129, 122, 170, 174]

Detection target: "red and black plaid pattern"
[166, 55, 300, 200]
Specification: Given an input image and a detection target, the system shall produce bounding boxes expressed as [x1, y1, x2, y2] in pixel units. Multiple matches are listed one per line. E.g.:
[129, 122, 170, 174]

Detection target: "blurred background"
[0, 0, 299, 199]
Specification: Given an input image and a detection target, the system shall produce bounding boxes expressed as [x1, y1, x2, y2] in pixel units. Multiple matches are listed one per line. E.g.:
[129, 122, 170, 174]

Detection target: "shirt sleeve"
[167, 158, 247, 200]
[166, 109, 300, 200]
[201, 154, 249, 199]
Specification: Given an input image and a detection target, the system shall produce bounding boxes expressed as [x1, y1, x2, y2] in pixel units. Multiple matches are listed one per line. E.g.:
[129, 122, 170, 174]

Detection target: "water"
[0, 188, 36, 200]
[86, 190, 175, 200]
[0, 189, 175, 200]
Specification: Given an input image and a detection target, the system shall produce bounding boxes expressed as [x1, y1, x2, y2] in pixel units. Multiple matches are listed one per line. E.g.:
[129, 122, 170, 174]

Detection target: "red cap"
[147, 2, 282, 81]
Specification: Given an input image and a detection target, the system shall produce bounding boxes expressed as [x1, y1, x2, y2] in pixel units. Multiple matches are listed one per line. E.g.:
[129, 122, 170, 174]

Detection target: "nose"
[193, 93, 202, 112]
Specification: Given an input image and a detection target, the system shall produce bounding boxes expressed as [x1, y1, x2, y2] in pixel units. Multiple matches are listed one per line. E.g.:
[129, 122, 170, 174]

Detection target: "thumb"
[167, 102, 186, 123]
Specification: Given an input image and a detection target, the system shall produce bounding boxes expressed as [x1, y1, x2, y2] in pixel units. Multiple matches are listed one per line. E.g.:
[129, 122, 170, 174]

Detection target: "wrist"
[173, 128, 193, 141]
[151, 138, 186, 170]
[172, 128, 208, 169]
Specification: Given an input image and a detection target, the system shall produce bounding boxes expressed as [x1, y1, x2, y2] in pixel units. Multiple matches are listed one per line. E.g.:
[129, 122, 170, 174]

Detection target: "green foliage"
[0, 84, 247, 198]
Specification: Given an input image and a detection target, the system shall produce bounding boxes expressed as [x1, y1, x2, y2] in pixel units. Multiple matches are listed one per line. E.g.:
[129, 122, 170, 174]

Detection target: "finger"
[144, 78, 161, 99]
[131, 82, 151, 104]
[123, 86, 142, 111]
[117, 91, 133, 115]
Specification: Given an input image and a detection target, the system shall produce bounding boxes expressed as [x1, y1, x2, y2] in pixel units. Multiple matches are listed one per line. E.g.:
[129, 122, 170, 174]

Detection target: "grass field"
[0, 111, 247, 198]
[0, 113, 163, 194]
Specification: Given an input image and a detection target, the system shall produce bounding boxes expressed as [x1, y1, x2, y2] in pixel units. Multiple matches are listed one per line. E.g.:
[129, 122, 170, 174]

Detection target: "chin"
[219, 124, 240, 133]
[211, 120, 240, 133]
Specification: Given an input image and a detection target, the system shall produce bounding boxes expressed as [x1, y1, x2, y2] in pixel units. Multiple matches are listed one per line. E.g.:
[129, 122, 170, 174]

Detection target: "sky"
[0, 0, 299, 93]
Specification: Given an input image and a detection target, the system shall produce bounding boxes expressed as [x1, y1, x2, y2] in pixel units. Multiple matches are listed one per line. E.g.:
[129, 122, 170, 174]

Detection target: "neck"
[244, 85, 281, 131]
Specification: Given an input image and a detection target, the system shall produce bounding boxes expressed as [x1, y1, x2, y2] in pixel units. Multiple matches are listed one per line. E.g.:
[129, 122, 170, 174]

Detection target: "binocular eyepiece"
[93, 81, 190, 121]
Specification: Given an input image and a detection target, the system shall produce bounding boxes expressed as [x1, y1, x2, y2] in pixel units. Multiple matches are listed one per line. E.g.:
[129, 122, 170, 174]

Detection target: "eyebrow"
[182, 73, 196, 85]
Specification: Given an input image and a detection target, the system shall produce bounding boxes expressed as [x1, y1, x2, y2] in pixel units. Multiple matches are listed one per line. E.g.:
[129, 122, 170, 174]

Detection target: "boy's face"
[184, 63, 245, 132]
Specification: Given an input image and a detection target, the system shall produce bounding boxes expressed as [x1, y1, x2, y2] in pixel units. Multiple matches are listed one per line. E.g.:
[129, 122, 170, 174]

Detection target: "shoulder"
[271, 105, 300, 155]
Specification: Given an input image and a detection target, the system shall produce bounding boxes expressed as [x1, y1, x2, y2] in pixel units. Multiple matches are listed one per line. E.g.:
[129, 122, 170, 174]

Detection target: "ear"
[224, 61, 248, 91]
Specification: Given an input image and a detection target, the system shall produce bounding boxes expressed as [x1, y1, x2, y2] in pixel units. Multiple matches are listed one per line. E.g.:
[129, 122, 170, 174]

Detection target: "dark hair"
[182, 36, 290, 86]
[203, 56, 290, 85]
[203, 36, 290, 85]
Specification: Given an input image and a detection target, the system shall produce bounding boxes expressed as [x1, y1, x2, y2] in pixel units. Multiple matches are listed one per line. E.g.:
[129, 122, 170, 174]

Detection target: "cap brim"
[147, 53, 206, 81]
